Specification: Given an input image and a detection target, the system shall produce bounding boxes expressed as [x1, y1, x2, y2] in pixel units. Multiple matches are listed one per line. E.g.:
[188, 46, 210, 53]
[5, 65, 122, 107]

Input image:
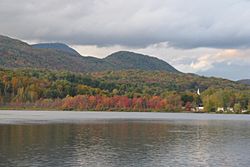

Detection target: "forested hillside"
[32, 43, 80, 55]
[0, 35, 179, 73]
[238, 79, 250, 85]
[104, 51, 178, 72]
[0, 68, 249, 112]
[0, 35, 249, 113]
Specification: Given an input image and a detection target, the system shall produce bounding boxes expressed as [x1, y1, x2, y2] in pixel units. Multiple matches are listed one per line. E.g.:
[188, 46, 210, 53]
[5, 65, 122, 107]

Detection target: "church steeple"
[197, 88, 200, 95]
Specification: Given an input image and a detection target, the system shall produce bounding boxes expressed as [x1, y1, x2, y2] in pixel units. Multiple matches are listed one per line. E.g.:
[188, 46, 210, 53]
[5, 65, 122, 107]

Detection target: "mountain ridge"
[104, 51, 179, 73]
[32, 43, 80, 55]
[0, 35, 179, 73]
[238, 79, 250, 85]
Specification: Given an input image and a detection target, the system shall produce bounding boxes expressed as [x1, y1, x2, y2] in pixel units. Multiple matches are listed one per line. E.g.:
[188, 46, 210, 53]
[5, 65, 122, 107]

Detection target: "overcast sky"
[1, 0, 250, 80]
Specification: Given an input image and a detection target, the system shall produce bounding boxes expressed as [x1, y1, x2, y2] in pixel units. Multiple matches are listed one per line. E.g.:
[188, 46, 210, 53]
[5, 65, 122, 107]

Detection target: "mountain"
[238, 79, 250, 85]
[0, 35, 114, 72]
[104, 51, 179, 72]
[0, 35, 179, 73]
[32, 43, 80, 55]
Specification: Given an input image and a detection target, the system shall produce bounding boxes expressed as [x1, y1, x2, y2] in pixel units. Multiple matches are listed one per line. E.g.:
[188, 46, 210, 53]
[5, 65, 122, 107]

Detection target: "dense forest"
[0, 68, 250, 113]
[0, 35, 178, 73]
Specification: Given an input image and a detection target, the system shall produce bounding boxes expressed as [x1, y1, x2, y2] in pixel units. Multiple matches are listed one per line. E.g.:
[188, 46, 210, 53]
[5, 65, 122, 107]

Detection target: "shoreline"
[0, 107, 248, 114]
[0, 110, 250, 125]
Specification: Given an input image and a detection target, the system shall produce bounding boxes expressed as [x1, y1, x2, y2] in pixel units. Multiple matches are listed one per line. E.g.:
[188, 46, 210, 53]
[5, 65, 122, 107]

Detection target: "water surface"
[0, 111, 250, 167]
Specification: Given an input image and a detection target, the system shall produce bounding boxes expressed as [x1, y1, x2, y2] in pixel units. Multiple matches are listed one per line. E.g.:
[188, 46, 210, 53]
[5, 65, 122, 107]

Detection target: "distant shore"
[0, 107, 249, 114]
[1, 110, 250, 125]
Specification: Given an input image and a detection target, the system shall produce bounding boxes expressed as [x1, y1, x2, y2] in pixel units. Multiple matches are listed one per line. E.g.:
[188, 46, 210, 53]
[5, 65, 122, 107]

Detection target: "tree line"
[0, 68, 250, 113]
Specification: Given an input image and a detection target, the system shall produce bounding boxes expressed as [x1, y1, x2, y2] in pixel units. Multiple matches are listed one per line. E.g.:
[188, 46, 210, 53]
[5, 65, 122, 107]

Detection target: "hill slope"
[238, 79, 250, 85]
[0, 68, 249, 112]
[104, 51, 179, 72]
[0, 35, 114, 72]
[0, 35, 179, 73]
[32, 43, 80, 55]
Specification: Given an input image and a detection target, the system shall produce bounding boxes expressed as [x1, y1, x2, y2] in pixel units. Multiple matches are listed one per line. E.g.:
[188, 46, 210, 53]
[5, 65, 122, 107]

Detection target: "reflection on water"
[0, 120, 250, 167]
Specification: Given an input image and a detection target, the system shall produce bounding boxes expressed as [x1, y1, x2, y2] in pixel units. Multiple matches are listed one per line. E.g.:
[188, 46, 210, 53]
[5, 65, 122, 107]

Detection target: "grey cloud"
[1, 0, 250, 48]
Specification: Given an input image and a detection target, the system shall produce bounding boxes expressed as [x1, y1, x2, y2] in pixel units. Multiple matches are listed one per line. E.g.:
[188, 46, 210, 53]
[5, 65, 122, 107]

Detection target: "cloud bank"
[1, 0, 250, 48]
[1, 0, 250, 80]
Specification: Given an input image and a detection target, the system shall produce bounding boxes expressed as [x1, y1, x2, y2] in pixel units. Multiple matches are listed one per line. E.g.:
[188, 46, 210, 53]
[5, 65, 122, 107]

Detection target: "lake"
[0, 111, 250, 167]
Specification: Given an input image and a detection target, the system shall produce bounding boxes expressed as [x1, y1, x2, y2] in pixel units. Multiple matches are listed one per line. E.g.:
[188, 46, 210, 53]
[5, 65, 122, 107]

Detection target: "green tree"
[233, 103, 242, 113]
[202, 95, 216, 112]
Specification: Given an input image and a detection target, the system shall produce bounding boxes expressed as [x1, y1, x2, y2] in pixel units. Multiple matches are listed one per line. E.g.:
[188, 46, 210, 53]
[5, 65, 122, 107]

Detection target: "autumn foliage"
[0, 68, 250, 112]
[57, 95, 180, 111]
